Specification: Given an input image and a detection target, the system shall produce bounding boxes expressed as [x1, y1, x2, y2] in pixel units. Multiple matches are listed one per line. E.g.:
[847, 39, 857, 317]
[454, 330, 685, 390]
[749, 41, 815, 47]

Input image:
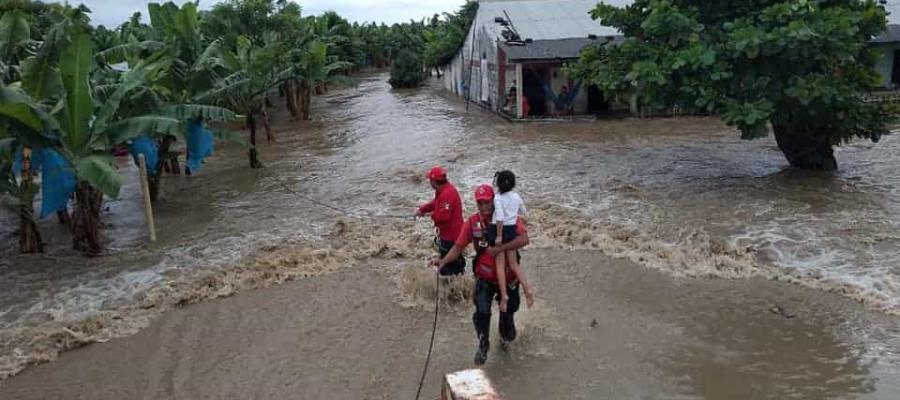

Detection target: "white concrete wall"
[441, 16, 503, 110]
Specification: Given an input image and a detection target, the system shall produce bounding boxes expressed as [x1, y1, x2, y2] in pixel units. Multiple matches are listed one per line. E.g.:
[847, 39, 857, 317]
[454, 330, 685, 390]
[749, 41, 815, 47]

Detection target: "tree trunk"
[262, 98, 274, 142]
[298, 82, 306, 120]
[293, 80, 304, 119]
[160, 136, 180, 176]
[57, 209, 71, 226]
[170, 154, 181, 175]
[285, 80, 299, 118]
[72, 180, 103, 255]
[772, 123, 838, 171]
[248, 114, 262, 169]
[300, 82, 312, 120]
[18, 147, 44, 254]
[148, 136, 174, 202]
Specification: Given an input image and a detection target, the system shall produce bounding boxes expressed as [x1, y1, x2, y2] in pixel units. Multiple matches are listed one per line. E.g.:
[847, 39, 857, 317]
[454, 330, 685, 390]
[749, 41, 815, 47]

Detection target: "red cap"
[425, 166, 447, 181]
[474, 184, 494, 202]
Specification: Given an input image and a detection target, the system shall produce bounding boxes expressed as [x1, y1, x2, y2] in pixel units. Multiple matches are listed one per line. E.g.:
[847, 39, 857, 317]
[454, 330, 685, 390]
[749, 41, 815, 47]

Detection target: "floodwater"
[0, 73, 899, 397]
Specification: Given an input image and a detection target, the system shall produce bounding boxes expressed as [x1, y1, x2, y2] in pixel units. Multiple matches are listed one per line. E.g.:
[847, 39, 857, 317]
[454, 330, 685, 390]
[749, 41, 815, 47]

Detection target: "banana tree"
[0, 141, 44, 253]
[0, 85, 59, 253]
[0, 8, 43, 253]
[0, 9, 39, 83]
[146, 1, 239, 162]
[96, 2, 237, 199]
[5, 34, 181, 254]
[0, 140, 40, 253]
[65, 36, 183, 253]
[197, 35, 284, 168]
[288, 40, 352, 120]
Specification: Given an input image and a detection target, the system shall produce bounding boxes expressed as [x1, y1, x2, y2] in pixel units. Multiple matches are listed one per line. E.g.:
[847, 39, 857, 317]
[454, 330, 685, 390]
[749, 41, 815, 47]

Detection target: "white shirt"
[493, 191, 525, 226]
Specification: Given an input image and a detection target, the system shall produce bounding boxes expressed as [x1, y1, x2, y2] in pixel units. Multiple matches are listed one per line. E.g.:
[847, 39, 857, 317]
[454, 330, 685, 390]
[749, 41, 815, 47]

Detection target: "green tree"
[389, 49, 424, 88]
[422, 1, 478, 74]
[99, 2, 237, 200]
[285, 40, 352, 119]
[4, 27, 181, 253]
[200, 0, 278, 48]
[569, 0, 895, 170]
[0, 82, 59, 253]
[197, 35, 285, 168]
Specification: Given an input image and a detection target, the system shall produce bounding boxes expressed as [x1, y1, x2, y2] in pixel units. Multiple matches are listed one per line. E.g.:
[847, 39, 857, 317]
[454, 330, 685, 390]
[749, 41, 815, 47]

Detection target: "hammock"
[540, 79, 583, 107]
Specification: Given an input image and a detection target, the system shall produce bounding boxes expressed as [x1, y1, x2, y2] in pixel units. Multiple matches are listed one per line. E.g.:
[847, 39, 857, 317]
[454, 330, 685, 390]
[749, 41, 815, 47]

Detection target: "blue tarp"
[12, 148, 76, 218]
[39, 149, 76, 218]
[129, 135, 159, 176]
[186, 120, 214, 173]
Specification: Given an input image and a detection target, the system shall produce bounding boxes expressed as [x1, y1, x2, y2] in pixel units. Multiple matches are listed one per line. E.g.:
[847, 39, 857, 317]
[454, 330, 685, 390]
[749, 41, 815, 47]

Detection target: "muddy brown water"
[1, 73, 899, 397]
[0, 252, 898, 399]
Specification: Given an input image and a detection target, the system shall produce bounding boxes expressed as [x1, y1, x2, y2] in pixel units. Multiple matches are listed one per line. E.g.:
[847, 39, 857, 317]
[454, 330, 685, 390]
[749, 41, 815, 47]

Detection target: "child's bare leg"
[496, 250, 509, 312]
[506, 250, 534, 308]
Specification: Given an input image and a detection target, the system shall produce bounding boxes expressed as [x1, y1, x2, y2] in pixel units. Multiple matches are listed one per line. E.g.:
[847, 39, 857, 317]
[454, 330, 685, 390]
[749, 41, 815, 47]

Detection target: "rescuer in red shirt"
[416, 166, 466, 275]
[431, 184, 531, 365]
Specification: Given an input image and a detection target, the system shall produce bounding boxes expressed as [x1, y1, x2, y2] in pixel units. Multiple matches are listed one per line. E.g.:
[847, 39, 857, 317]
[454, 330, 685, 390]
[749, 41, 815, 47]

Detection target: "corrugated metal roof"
[473, 0, 631, 42]
[502, 36, 624, 61]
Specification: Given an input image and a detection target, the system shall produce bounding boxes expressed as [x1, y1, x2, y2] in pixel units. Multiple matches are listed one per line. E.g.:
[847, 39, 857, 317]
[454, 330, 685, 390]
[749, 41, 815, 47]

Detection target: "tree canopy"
[569, 0, 896, 170]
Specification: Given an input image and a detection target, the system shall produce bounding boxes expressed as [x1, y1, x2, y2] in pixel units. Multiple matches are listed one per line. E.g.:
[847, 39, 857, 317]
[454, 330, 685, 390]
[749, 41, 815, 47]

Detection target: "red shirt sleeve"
[455, 218, 473, 247]
[418, 199, 435, 215]
[431, 190, 455, 224]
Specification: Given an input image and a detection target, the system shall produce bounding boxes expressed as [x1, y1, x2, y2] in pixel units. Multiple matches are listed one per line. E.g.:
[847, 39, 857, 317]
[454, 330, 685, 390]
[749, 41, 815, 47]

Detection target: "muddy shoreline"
[2, 249, 898, 399]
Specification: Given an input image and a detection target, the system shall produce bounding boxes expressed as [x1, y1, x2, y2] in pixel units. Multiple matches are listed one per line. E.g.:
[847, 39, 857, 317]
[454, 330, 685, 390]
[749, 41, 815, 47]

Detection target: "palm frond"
[193, 71, 250, 103]
[160, 104, 236, 122]
[103, 116, 181, 146]
[74, 155, 122, 198]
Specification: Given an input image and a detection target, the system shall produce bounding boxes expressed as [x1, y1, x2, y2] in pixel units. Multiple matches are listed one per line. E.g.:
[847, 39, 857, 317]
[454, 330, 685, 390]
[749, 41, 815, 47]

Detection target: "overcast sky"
[74, 0, 468, 28]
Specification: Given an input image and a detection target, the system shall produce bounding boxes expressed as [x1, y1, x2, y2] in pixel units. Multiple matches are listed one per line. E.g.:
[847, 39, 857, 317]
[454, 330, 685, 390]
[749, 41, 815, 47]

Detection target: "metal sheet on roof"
[473, 0, 631, 42]
[502, 36, 624, 60]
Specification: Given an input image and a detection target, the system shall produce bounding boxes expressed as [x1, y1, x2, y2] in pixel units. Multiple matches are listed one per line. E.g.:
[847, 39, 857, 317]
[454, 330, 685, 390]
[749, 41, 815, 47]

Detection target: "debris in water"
[590, 319, 598, 328]
[769, 305, 796, 319]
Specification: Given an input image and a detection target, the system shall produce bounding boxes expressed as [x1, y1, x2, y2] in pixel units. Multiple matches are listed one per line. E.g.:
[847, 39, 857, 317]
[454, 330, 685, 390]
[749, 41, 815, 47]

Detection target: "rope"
[261, 166, 412, 221]
[262, 164, 440, 399]
[414, 266, 440, 400]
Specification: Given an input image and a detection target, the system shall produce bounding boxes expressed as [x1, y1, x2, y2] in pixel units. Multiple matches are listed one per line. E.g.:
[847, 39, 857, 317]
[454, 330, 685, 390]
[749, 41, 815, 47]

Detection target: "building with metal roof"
[440, 0, 629, 119]
[441, 0, 900, 118]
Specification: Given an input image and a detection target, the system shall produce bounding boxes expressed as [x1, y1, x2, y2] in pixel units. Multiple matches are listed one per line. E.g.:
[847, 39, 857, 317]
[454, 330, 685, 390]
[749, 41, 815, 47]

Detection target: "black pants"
[473, 278, 520, 348]
[437, 238, 465, 276]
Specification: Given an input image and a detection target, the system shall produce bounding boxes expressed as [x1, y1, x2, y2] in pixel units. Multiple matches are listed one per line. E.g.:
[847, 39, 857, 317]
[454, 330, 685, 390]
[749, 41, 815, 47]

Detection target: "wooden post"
[466, 27, 478, 112]
[137, 154, 157, 242]
[515, 63, 524, 119]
